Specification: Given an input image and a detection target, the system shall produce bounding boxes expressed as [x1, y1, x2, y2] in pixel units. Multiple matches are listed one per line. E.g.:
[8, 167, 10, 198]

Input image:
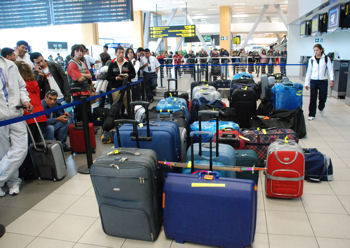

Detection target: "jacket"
[41, 100, 65, 125]
[0, 56, 30, 121]
[24, 80, 47, 124]
[34, 61, 71, 102]
[106, 58, 136, 88]
[305, 54, 334, 87]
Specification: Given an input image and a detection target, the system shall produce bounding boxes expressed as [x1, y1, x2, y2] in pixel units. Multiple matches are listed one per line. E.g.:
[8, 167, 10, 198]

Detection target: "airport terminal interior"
[1, 0, 350, 247]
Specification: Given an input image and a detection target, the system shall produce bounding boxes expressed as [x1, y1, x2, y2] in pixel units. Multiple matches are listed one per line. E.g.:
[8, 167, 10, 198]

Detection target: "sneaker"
[0, 188, 5, 197]
[308, 116, 315, 121]
[9, 183, 20, 196]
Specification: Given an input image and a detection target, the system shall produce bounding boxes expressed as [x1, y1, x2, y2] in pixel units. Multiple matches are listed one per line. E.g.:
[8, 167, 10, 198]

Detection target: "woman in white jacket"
[304, 44, 334, 120]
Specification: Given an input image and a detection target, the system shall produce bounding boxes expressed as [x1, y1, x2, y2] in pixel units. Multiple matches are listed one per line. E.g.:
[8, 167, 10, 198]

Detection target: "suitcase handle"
[114, 119, 142, 148]
[156, 111, 173, 122]
[198, 110, 219, 157]
[190, 131, 214, 173]
[26, 117, 47, 152]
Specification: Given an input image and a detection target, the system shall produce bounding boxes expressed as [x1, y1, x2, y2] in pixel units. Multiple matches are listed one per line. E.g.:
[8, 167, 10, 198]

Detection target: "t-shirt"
[16, 53, 34, 68]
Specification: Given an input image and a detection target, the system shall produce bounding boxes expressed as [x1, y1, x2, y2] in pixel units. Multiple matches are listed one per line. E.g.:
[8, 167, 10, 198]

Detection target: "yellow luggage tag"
[285, 136, 289, 144]
[138, 123, 144, 128]
[206, 84, 209, 87]
[107, 149, 119, 155]
[262, 129, 267, 134]
[245, 86, 248, 90]
[187, 161, 192, 168]
[169, 92, 172, 97]
[201, 89, 204, 92]
[174, 98, 177, 101]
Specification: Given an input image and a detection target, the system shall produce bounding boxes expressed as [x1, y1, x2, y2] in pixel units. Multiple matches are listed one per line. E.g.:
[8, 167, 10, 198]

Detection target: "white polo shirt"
[140, 56, 160, 73]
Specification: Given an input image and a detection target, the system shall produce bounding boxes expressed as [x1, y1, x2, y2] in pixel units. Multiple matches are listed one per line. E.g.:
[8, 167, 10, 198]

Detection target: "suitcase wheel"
[53, 178, 57, 182]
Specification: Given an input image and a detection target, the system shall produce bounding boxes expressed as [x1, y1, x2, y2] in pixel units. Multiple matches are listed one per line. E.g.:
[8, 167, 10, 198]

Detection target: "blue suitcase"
[182, 131, 236, 178]
[184, 111, 236, 177]
[156, 97, 187, 113]
[271, 82, 303, 110]
[114, 102, 181, 162]
[233, 72, 254, 80]
[164, 155, 257, 247]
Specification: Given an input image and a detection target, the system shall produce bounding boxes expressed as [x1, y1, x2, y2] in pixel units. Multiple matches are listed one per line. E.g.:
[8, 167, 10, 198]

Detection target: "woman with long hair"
[304, 44, 334, 120]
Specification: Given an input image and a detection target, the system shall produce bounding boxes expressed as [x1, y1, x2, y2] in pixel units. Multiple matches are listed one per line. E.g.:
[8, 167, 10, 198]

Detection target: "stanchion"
[174, 65, 178, 80]
[159, 65, 165, 88]
[77, 96, 93, 174]
[193, 64, 196, 81]
[205, 64, 209, 81]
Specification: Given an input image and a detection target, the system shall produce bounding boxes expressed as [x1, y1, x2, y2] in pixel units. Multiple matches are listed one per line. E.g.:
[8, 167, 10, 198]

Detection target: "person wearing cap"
[15, 40, 34, 68]
[1, 48, 17, 62]
[0, 55, 33, 196]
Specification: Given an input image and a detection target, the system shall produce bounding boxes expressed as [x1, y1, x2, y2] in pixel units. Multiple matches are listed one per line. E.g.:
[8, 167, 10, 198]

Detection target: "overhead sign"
[48, 42, 68, 51]
[150, 25, 196, 38]
[0, 0, 133, 29]
[233, 36, 241, 44]
[203, 35, 211, 42]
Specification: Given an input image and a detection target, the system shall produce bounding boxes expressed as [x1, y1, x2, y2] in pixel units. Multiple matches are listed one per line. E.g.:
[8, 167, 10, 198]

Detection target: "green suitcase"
[235, 150, 260, 185]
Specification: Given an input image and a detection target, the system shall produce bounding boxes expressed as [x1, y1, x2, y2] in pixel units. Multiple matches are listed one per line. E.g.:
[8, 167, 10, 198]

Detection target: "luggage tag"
[284, 136, 289, 144]
[262, 129, 267, 134]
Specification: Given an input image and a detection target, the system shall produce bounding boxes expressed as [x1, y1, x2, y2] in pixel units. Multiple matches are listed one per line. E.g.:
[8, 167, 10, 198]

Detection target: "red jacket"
[24, 80, 47, 124]
[173, 54, 182, 65]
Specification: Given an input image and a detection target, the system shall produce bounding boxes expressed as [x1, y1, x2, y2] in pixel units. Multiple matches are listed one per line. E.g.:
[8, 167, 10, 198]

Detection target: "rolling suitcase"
[156, 97, 187, 113]
[271, 82, 303, 110]
[90, 147, 161, 241]
[235, 150, 260, 185]
[229, 87, 257, 128]
[27, 118, 66, 181]
[192, 85, 221, 102]
[266, 139, 304, 198]
[190, 81, 217, 98]
[114, 101, 181, 162]
[164, 141, 257, 248]
[242, 128, 298, 165]
[233, 72, 254, 79]
[68, 123, 96, 153]
[184, 111, 236, 178]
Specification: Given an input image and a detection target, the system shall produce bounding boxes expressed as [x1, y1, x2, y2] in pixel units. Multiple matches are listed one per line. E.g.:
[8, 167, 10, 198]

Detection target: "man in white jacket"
[0, 56, 33, 196]
[304, 44, 334, 120]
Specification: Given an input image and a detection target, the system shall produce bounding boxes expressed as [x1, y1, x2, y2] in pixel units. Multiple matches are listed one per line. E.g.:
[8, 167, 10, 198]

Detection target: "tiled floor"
[1, 73, 350, 248]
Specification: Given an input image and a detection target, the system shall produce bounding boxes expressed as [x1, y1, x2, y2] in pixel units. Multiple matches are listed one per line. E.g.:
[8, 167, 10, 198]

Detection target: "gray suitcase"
[27, 118, 66, 181]
[90, 147, 161, 241]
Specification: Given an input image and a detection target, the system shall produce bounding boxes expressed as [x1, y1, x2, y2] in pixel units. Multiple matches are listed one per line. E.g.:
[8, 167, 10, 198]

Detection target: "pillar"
[81, 23, 99, 46]
[219, 6, 232, 52]
[164, 38, 168, 52]
[133, 11, 144, 48]
[176, 37, 183, 51]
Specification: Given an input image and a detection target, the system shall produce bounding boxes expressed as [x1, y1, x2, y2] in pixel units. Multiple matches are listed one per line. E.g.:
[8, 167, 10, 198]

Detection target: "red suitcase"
[68, 123, 96, 153]
[265, 139, 304, 198]
[214, 128, 247, 150]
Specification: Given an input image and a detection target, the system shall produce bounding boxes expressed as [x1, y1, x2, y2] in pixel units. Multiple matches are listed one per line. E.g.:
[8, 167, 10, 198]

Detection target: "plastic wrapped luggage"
[266, 139, 304, 198]
[27, 118, 66, 181]
[90, 147, 161, 241]
[242, 128, 298, 165]
[303, 148, 333, 182]
[192, 85, 221, 102]
[156, 97, 187, 113]
[114, 102, 181, 163]
[271, 82, 303, 110]
[190, 81, 217, 98]
[68, 123, 96, 153]
[164, 151, 257, 247]
[191, 120, 240, 142]
[233, 72, 254, 79]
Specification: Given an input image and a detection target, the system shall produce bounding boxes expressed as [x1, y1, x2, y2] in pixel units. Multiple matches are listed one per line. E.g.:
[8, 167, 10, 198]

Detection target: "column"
[219, 6, 232, 52]
[133, 11, 144, 48]
[81, 23, 99, 46]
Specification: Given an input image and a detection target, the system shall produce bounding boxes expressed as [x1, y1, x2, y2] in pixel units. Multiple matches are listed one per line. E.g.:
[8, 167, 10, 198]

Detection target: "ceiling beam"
[274, 4, 288, 29]
[154, 8, 178, 51]
[241, 4, 268, 49]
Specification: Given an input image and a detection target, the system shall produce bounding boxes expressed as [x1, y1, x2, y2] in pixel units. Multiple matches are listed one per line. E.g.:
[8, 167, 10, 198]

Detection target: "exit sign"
[220, 36, 228, 40]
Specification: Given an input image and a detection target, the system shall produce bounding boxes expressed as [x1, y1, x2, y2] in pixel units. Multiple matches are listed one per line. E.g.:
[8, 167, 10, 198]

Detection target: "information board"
[0, 0, 133, 29]
[150, 25, 196, 38]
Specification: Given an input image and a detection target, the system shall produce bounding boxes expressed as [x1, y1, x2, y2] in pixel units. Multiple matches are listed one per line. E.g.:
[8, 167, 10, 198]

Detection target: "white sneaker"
[0, 188, 5, 197]
[9, 183, 20, 195]
[308, 116, 315, 121]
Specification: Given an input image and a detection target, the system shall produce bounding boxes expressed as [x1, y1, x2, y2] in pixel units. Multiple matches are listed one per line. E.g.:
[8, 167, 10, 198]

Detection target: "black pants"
[143, 73, 157, 101]
[309, 80, 328, 117]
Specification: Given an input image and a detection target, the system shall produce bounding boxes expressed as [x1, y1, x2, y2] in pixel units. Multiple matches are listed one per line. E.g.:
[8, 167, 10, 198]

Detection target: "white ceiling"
[133, 0, 289, 35]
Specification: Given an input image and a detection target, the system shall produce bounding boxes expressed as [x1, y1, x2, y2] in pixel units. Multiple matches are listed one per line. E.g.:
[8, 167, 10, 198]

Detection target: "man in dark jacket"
[30, 52, 71, 103]
[107, 46, 136, 110]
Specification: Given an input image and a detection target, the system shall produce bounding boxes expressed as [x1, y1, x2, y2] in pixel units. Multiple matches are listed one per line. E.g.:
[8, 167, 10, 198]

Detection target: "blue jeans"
[45, 121, 69, 147]
[309, 80, 328, 117]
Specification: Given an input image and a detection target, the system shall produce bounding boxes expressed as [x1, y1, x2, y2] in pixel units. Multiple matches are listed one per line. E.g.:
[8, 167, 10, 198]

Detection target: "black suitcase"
[90, 147, 162, 241]
[229, 87, 257, 128]
[93, 107, 109, 126]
